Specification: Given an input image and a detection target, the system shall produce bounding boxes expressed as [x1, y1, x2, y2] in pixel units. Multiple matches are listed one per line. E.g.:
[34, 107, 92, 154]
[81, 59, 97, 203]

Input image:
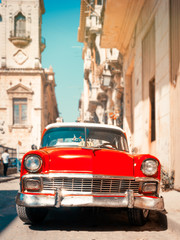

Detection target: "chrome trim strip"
[21, 173, 160, 182]
[58, 191, 143, 197]
[135, 177, 159, 182]
[23, 189, 55, 194]
[20, 190, 143, 197]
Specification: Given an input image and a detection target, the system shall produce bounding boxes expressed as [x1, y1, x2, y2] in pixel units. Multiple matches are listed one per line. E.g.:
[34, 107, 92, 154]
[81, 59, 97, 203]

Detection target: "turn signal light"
[142, 182, 157, 193]
[23, 178, 42, 192]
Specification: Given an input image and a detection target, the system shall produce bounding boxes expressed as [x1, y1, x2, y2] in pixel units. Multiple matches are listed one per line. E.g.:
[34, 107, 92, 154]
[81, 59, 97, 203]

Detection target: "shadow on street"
[29, 207, 167, 232]
[0, 190, 18, 233]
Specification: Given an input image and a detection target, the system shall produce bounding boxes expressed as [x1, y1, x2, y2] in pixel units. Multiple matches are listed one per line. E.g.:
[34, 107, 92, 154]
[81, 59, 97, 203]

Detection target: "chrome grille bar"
[43, 177, 140, 194]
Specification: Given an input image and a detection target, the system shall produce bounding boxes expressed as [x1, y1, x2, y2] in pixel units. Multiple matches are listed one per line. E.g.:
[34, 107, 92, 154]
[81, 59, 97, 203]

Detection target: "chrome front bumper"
[16, 190, 165, 211]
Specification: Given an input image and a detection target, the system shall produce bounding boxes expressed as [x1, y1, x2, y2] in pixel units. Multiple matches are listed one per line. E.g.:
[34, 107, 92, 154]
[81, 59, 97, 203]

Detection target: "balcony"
[40, 36, 46, 52]
[85, 5, 102, 35]
[9, 31, 31, 48]
[89, 13, 102, 34]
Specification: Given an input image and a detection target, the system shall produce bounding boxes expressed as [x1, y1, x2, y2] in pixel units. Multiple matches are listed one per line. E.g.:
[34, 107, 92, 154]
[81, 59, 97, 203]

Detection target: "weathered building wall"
[0, 73, 42, 153]
[169, 0, 180, 190]
[100, 0, 180, 189]
[0, 0, 58, 157]
[0, 0, 43, 69]
[123, 0, 171, 173]
[155, 0, 171, 171]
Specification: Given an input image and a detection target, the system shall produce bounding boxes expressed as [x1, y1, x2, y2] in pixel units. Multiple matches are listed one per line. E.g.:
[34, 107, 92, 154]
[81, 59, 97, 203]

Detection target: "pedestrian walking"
[1, 149, 9, 176]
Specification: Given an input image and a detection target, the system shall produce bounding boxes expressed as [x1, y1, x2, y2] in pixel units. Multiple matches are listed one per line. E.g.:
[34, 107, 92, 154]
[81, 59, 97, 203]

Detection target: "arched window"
[0, 15, 2, 22]
[14, 12, 26, 37]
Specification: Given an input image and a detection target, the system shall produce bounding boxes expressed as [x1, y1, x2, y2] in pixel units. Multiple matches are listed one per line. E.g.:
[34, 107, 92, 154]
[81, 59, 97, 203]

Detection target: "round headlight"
[141, 159, 158, 176]
[24, 155, 42, 173]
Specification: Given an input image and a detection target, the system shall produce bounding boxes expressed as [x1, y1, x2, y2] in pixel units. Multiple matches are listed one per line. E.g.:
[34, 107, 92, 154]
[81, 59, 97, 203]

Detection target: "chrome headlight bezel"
[141, 159, 159, 176]
[24, 155, 42, 173]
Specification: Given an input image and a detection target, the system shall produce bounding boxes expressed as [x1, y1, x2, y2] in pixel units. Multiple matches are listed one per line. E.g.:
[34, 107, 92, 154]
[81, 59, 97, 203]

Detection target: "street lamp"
[102, 63, 112, 87]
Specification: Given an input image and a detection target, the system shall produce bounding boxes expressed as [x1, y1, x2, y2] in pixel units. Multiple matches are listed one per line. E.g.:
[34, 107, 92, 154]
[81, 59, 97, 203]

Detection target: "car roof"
[45, 122, 125, 133]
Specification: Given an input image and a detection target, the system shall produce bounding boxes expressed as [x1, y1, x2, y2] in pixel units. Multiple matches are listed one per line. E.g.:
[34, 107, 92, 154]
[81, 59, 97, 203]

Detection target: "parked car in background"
[16, 122, 165, 225]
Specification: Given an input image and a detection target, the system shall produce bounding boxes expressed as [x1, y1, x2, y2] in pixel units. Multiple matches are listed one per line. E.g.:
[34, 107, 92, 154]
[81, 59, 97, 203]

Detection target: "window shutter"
[15, 13, 26, 37]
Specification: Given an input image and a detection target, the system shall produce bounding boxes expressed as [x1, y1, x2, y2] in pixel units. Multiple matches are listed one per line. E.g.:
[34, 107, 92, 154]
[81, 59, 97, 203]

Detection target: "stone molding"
[7, 83, 34, 97]
[13, 50, 28, 65]
[8, 124, 33, 133]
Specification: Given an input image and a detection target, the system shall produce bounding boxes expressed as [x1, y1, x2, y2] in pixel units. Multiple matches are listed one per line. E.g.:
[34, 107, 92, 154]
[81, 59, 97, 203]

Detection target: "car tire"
[16, 205, 48, 224]
[128, 208, 149, 226]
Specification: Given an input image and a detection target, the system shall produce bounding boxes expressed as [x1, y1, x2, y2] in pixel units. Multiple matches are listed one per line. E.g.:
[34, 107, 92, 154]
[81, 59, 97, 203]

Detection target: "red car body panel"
[44, 148, 134, 176]
[20, 148, 160, 180]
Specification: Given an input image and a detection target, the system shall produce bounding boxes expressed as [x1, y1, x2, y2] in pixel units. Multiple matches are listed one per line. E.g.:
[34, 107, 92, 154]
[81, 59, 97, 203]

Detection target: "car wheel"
[128, 208, 149, 226]
[16, 205, 48, 224]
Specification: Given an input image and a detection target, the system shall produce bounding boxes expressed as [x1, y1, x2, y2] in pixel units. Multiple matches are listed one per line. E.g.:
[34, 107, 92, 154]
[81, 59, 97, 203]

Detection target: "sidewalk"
[0, 175, 180, 234]
[161, 190, 180, 234]
[0, 172, 20, 183]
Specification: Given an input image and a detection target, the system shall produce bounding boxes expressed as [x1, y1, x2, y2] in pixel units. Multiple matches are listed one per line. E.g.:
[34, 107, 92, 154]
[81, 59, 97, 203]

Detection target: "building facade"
[78, 0, 124, 127]
[0, 0, 58, 157]
[101, 0, 180, 190]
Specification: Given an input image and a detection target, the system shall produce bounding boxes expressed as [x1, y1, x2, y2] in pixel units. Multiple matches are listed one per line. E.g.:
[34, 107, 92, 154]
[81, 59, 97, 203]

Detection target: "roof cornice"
[40, 0, 45, 14]
[78, 0, 88, 43]
[101, 0, 145, 55]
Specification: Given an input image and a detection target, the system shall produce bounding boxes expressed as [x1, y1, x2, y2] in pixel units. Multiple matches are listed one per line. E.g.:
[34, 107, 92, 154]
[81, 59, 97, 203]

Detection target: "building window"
[142, 22, 156, 142]
[0, 15, 2, 22]
[149, 79, 156, 142]
[14, 12, 26, 37]
[13, 98, 27, 124]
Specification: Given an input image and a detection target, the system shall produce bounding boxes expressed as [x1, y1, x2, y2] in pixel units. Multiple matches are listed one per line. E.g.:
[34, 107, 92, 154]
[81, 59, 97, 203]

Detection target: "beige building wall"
[0, 0, 43, 68]
[123, 0, 171, 171]
[0, 0, 58, 157]
[171, 75, 180, 190]
[101, 0, 180, 188]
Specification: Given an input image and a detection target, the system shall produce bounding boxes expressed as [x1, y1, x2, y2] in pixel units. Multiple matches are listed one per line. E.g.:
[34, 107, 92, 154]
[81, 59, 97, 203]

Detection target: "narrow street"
[0, 179, 178, 240]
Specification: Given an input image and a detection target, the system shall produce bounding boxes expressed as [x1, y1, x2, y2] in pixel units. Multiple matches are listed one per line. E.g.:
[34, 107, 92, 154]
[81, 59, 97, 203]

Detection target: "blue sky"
[42, 0, 83, 122]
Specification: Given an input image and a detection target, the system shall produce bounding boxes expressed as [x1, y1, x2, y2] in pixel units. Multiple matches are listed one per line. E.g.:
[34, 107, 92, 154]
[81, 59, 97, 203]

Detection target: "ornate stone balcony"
[9, 32, 31, 48]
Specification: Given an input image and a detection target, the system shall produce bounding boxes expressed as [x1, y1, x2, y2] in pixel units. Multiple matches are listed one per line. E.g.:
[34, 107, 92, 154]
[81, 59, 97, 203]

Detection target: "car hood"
[43, 147, 134, 177]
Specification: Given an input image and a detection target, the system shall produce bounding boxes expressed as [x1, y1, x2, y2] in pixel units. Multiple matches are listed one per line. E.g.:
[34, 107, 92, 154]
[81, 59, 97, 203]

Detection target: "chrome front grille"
[43, 177, 140, 194]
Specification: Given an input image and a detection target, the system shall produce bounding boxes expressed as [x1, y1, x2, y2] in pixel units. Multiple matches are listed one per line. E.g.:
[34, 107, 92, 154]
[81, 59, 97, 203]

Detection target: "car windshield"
[41, 127, 129, 152]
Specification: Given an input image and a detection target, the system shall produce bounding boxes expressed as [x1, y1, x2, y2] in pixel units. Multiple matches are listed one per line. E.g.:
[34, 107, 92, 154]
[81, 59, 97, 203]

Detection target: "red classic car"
[16, 122, 164, 225]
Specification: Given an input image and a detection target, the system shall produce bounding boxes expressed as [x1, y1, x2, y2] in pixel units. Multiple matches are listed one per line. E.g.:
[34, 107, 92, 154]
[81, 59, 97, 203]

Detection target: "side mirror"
[31, 144, 37, 150]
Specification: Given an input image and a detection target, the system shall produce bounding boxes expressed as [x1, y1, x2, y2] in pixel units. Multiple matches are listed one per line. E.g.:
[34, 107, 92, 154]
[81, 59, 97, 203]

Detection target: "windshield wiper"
[82, 147, 102, 156]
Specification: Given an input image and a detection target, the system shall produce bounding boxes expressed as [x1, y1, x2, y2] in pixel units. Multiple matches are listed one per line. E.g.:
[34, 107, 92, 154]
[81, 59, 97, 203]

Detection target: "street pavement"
[0, 173, 180, 235]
